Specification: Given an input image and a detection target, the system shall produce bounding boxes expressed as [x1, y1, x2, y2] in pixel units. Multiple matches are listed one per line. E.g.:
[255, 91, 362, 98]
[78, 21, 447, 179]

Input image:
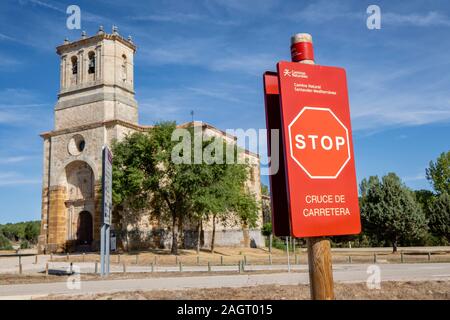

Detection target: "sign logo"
[288, 107, 350, 179]
[283, 68, 308, 79]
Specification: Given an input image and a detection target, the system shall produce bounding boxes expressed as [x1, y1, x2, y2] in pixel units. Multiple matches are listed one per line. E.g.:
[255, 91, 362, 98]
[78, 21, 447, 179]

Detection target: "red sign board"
[276, 61, 361, 237]
[263, 72, 290, 236]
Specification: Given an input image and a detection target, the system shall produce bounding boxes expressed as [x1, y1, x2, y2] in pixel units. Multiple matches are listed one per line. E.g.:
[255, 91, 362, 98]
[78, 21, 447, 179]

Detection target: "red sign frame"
[264, 62, 361, 238]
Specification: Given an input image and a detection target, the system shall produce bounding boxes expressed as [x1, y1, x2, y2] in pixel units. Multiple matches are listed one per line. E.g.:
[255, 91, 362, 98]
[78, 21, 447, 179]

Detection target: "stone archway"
[63, 161, 96, 250]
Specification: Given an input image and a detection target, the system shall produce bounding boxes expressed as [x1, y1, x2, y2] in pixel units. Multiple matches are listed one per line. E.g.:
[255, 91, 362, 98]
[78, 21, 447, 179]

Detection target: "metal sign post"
[100, 146, 113, 277]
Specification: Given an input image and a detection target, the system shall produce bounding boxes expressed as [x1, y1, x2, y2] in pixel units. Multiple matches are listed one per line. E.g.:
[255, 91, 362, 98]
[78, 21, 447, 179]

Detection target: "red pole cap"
[290, 33, 314, 63]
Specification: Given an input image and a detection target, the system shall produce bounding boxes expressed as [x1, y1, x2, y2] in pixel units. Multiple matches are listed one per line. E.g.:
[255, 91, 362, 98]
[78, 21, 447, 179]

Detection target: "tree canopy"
[360, 173, 428, 252]
[426, 151, 450, 194]
[112, 122, 259, 254]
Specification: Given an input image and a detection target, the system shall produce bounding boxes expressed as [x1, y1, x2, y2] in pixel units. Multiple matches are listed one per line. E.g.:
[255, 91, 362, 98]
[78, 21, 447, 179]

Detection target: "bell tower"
[39, 27, 139, 253]
[55, 26, 137, 130]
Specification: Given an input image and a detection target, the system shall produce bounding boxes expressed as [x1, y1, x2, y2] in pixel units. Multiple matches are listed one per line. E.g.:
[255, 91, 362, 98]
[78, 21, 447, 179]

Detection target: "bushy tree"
[0, 232, 12, 250]
[360, 173, 428, 252]
[112, 122, 258, 254]
[428, 192, 450, 243]
[261, 223, 272, 237]
[0, 221, 40, 243]
[24, 222, 40, 243]
[426, 151, 450, 194]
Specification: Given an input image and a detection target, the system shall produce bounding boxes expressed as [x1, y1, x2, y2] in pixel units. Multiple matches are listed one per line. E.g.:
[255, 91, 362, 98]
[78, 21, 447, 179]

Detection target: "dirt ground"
[48, 247, 450, 266]
[38, 281, 450, 300]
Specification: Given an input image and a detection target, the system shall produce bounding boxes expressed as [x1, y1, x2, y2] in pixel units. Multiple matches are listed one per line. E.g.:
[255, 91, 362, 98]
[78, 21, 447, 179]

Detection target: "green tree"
[0, 232, 12, 250]
[426, 151, 450, 194]
[261, 223, 272, 237]
[112, 131, 156, 251]
[360, 173, 428, 252]
[24, 222, 40, 243]
[112, 122, 258, 255]
[428, 192, 450, 243]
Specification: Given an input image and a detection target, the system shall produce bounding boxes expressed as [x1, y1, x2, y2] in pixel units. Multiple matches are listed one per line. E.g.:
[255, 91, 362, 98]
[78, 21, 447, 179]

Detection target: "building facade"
[38, 28, 263, 253]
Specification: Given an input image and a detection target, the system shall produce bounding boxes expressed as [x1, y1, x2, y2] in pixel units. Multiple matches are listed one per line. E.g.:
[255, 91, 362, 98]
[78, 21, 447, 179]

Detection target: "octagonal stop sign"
[276, 61, 361, 238]
[288, 107, 350, 179]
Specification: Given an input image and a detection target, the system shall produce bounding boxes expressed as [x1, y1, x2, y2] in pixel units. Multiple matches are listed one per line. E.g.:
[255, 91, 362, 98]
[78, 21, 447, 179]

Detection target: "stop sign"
[272, 61, 361, 237]
[288, 107, 350, 179]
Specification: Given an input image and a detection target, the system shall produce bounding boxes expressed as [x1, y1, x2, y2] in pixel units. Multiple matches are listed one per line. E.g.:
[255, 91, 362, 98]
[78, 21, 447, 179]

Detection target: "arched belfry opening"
[88, 51, 96, 74]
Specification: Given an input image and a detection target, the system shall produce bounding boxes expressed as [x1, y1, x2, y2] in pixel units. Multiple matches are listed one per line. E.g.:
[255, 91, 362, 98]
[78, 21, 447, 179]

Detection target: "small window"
[71, 56, 78, 75]
[88, 51, 95, 74]
[68, 134, 86, 156]
[121, 54, 127, 81]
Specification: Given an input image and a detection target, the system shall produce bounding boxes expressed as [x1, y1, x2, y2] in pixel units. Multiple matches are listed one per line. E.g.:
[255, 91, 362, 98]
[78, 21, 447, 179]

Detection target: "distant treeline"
[263, 151, 450, 252]
[0, 221, 40, 250]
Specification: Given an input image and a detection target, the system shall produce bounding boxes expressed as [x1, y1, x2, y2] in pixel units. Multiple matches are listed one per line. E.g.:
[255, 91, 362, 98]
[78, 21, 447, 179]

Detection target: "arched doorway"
[77, 211, 93, 245]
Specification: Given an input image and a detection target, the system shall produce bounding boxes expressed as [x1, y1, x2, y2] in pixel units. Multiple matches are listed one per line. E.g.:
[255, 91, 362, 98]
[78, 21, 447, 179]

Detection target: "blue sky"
[0, 0, 449, 223]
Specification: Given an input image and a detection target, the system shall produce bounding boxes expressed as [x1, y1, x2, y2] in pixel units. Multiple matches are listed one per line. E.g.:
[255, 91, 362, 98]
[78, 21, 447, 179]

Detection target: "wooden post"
[428, 252, 431, 261]
[197, 256, 200, 265]
[179, 262, 183, 272]
[175, 256, 178, 265]
[19, 263, 22, 275]
[95, 261, 98, 274]
[154, 256, 157, 265]
[50, 253, 53, 261]
[401, 251, 404, 263]
[244, 255, 247, 265]
[45, 263, 49, 276]
[34, 255, 38, 264]
[348, 256, 352, 264]
[123, 263, 126, 273]
[293, 238, 296, 254]
[207, 261, 211, 273]
[306, 237, 334, 300]
[295, 254, 299, 265]
[67, 252, 69, 261]
[286, 236, 291, 273]
[19, 255, 22, 265]
[238, 261, 242, 273]
[69, 262, 73, 274]
[374, 253, 377, 263]
[118, 254, 120, 264]
[135, 255, 139, 265]
[151, 262, 154, 273]
[269, 254, 272, 265]
[241, 260, 245, 272]
[292, 33, 335, 300]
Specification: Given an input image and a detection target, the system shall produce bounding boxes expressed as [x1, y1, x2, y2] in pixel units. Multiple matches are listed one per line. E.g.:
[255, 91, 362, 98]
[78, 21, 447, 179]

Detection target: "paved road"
[1, 263, 449, 299]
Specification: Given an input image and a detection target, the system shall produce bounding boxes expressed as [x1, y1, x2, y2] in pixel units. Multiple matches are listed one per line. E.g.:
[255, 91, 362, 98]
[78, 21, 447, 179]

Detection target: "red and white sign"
[277, 61, 361, 237]
[288, 107, 350, 179]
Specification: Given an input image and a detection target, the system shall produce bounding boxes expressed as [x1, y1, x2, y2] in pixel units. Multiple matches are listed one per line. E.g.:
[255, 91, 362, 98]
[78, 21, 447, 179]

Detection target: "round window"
[68, 134, 86, 155]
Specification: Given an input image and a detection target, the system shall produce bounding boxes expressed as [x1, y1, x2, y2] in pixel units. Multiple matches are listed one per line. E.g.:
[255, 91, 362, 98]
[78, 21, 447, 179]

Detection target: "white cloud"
[403, 172, 426, 183]
[129, 13, 205, 23]
[0, 179, 41, 186]
[383, 11, 450, 27]
[0, 171, 40, 186]
[0, 156, 33, 164]
[0, 88, 49, 125]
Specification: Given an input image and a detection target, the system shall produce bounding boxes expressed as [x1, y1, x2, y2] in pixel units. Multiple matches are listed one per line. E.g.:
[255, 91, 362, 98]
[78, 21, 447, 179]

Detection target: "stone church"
[38, 27, 263, 253]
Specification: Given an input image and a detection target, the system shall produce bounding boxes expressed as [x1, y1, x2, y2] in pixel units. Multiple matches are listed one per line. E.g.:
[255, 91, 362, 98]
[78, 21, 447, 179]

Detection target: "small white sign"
[102, 146, 113, 225]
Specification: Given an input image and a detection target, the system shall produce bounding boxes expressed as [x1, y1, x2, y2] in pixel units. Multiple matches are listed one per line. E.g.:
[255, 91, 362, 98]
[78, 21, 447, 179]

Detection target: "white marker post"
[100, 146, 113, 277]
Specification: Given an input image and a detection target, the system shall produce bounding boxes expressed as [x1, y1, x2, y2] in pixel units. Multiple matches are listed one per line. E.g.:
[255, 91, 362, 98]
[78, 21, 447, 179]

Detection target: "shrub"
[0, 232, 13, 250]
